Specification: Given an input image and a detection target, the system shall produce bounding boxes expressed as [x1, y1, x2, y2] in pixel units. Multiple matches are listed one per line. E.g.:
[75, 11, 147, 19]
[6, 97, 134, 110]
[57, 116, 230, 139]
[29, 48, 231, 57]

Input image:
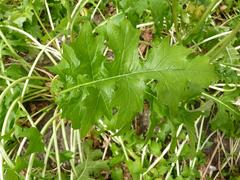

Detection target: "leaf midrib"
[59, 67, 210, 94]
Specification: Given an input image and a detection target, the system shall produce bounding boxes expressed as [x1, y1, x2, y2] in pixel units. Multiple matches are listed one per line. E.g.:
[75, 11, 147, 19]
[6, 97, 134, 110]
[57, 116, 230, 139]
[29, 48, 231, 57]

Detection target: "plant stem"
[143, 142, 171, 176]
[172, 0, 179, 41]
[16, 110, 52, 157]
[0, 25, 58, 65]
[193, 31, 231, 48]
[21, 38, 56, 101]
[64, 0, 88, 42]
[77, 131, 83, 163]
[207, 21, 240, 60]
[0, 30, 30, 70]
[53, 119, 62, 180]
[91, 0, 103, 20]
[60, 125, 77, 177]
[44, 0, 61, 51]
[42, 121, 61, 177]
[202, 92, 240, 115]
[184, 0, 221, 43]
[0, 155, 3, 180]
[25, 154, 35, 180]
[118, 137, 129, 161]
[1, 97, 20, 141]
[191, 117, 205, 169]
[0, 76, 49, 102]
[70, 128, 77, 180]
[0, 140, 15, 169]
[32, 8, 53, 41]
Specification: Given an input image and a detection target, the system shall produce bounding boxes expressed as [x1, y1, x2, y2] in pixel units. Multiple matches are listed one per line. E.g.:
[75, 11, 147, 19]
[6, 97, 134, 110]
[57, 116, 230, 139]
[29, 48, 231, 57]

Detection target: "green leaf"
[15, 156, 28, 172]
[5, 64, 27, 79]
[144, 101, 161, 144]
[148, 0, 171, 32]
[4, 169, 19, 180]
[8, 3, 33, 28]
[119, 0, 148, 25]
[150, 141, 162, 156]
[126, 157, 142, 179]
[51, 22, 110, 136]
[51, 18, 216, 137]
[76, 141, 109, 179]
[76, 160, 109, 180]
[111, 167, 124, 180]
[104, 19, 145, 131]
[15, 155, 44, 172]
[14, 126, 44, 154]
[59, 150, 74, 163]
[0, 86, 24, 129]
[156, 159, 169, 176]
[210, 90, 240, 137]
[145, 39, 216, 118]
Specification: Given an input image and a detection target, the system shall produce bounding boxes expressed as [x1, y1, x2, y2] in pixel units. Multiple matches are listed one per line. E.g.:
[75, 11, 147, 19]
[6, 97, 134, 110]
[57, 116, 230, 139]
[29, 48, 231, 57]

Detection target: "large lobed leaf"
[51, 19, 216, 136]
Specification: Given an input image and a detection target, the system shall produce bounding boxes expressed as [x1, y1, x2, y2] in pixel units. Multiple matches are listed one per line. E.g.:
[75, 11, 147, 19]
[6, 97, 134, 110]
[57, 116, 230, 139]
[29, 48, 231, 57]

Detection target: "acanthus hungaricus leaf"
[51, 22, 111, 136]
[51, 19, 216, 137]
[145, 40, 216, 119]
